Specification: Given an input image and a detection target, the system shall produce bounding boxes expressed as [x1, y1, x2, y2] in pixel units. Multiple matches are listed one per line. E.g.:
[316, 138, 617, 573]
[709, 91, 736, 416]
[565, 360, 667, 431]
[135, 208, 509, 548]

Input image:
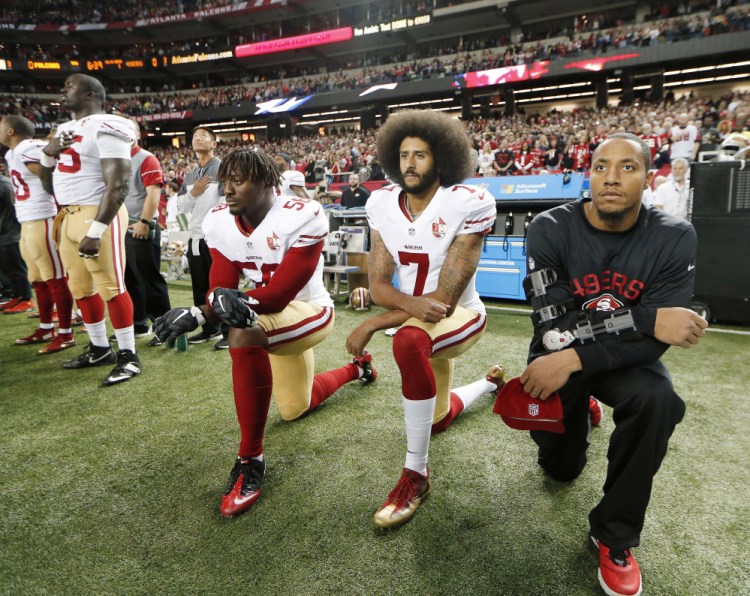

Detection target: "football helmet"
[349, 286, 371, 311]
[715, 133, 750, 161]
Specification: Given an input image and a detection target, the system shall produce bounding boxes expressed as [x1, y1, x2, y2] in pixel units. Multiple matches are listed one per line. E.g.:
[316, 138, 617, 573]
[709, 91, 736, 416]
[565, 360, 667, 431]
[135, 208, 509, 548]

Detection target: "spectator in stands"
[493, 139, 515, 176]
[655, 157, 690, 219]
[544, 137, 564, 170]
[669, 112, 700, 162]
[274, 152, 310, 199]
[699, 115, 721, 147]
[478, 142, 497, 177]
[515, 141, 535, 175]
[340, 173, 370, 209]
[176, 126, 223, 345]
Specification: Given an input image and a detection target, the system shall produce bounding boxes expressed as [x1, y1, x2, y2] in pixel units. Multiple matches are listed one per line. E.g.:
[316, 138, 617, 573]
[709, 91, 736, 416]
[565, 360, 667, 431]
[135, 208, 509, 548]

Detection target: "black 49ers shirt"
[526, 200, 697, 375]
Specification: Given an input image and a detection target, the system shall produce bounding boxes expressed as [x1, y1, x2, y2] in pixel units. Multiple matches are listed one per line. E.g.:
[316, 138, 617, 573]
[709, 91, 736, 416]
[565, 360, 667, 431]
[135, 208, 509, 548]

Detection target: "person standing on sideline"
[122, 119, 170, 344]
[345, 110, 500, 530]
[0, 172, 33, 314]
[521, 133, 707, 596]
[38, 74, 141, 386]
[176, 126, 223, 344]
[0, 115, 76, 351]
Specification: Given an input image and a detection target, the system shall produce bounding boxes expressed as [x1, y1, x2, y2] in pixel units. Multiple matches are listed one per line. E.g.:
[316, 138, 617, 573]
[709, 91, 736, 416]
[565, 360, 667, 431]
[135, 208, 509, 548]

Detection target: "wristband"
[40, 152, 57, 168]
[189, 306, 207, 326]
[86, 221, 108, 239]
[140, 218, 150, 225]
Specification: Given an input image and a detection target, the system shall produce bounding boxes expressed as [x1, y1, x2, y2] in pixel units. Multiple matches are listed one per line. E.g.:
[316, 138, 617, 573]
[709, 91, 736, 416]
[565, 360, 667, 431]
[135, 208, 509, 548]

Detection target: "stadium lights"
[391, 98, 454, 108]
[664, 61, 750, 76]
[201, 120, 248, 127]
[302, 110, 350, 118]
[664, 72, 750, 86]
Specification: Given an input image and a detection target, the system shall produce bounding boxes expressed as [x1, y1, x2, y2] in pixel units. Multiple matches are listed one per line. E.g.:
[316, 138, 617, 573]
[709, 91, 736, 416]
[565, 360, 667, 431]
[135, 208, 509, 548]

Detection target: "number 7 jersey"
[366, 184, 496, 313]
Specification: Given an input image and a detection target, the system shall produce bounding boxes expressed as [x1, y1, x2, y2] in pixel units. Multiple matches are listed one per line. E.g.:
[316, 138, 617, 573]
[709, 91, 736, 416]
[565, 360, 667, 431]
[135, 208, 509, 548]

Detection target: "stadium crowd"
[2, 0, 748, 100]
[133, 90, 749, 186]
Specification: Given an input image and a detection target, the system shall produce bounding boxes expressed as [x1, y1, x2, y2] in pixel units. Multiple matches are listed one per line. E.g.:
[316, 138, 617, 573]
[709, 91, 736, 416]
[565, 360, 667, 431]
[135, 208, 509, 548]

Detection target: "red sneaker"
[220, 456, 266, 517]
[589, 397, 603, 427]
[15, 328, 55, 345]
[486, 364, 507, 396]
[28, 310, 58, 322]
[4, 300, 35, 314]
[591, 535, 642, 596]
[38, 332, 76, 354]
[373, 467, 431, 529]
[0, 297, 20, 311]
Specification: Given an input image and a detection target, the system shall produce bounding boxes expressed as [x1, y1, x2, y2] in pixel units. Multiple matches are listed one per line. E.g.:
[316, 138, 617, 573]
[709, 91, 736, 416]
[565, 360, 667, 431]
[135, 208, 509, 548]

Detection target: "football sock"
[76, 294, 107, 348]
[310, 363, 360, 411]
[48, 277, 74, 330]
[32, 281, 54, 325]
[431, 392, 465, 434]
[403, 396, 435, 476]
[108, 292, 136, 353]
[40, 323, 55, 331]
[114, 326, 135, 353]
[230, 346, 273, 459]
[452, 377, 497, 409]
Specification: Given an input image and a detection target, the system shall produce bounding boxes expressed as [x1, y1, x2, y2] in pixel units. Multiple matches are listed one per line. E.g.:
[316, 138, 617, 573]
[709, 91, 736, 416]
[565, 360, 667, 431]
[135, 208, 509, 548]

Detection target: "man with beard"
[654, 157, 690, 220]
[520, 133, 707, 596]
[345, 110, 500, 530]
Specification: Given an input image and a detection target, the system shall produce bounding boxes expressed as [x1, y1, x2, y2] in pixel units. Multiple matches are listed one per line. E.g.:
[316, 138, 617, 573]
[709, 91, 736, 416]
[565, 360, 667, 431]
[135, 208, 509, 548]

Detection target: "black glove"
[153, 306, 206, 345]
[209, 288, 258, 329]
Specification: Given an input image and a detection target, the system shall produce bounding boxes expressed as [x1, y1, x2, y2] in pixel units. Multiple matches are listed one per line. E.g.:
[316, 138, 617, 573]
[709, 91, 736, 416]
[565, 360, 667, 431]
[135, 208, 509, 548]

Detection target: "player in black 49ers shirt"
[520, 133, 708, 596]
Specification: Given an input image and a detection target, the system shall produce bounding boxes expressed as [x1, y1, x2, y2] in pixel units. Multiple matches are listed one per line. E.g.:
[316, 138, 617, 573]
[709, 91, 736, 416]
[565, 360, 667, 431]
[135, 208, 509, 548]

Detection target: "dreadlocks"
[218, 148, 282, 189]
[376, 109, 474, 187]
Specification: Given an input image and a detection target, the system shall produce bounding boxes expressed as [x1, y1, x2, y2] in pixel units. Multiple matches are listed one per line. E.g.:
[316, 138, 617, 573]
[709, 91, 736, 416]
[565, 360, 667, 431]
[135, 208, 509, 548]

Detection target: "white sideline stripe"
[484, 305, 750, 335]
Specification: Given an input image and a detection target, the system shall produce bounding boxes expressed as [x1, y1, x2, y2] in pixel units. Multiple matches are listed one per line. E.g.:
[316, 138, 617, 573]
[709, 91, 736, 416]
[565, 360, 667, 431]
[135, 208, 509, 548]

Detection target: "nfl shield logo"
[267, 232, 280, 250]
[432, 217, 446, 238]
[529, 403, 540, 417]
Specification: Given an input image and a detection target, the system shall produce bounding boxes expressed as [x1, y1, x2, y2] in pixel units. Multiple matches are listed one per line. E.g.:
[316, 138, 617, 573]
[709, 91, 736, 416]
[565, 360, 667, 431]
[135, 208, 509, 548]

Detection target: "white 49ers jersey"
[52, 114, 133, 206]
[203, 196, 333, 308]
[5, 140, 57, 223]
[278, 169, 307, 197]
[366, 184, 496, 313]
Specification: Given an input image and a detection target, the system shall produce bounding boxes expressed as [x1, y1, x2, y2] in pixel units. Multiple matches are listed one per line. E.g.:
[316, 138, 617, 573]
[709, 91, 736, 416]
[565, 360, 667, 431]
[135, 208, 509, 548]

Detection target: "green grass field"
[1, 283, 748, 595]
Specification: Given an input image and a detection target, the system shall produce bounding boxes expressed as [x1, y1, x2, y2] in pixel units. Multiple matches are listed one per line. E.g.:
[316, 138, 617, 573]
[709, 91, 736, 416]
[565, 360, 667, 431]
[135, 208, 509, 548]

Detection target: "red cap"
[493, 377, 565, 433]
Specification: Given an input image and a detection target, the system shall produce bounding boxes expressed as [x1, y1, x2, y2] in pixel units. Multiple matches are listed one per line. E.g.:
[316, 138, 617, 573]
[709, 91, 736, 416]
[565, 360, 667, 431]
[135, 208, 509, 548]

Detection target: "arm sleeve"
[245, 242, 325, 314]
[208, 248, 242, 299]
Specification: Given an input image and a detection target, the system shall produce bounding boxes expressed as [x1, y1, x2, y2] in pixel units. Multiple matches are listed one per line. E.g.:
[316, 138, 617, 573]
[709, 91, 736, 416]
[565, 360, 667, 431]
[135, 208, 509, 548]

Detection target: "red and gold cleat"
[38, 332, 76, 355]
[373, 467, 431, 529]
[220, 457, 266, 518]
[15, 328, 55, 345]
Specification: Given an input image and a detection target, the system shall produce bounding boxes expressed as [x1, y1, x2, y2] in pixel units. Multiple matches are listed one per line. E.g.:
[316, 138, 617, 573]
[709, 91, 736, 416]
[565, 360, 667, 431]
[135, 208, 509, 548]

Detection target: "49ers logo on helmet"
[348, 287, 371, 311]
[266, 232, 280, 251]
[583, 293, 623, 312]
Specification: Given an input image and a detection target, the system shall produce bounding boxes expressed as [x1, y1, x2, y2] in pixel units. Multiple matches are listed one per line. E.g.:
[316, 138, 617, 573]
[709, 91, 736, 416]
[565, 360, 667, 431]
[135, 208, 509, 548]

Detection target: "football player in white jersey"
[273, 152, 310, 199]
[38, 74, 141, 386]
[153, 148, 376, 518]
[345, 110, 502, 529]
[0, 115, 76, 353]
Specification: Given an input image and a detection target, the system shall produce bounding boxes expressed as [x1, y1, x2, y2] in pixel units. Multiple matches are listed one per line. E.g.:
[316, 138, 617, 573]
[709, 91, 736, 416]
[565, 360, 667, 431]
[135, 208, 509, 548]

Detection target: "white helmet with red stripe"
[349, 287, 371, 311]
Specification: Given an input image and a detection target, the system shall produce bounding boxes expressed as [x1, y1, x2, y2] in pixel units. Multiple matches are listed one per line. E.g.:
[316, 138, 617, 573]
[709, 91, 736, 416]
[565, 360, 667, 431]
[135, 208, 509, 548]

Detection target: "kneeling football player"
[154, 148, 376, 517]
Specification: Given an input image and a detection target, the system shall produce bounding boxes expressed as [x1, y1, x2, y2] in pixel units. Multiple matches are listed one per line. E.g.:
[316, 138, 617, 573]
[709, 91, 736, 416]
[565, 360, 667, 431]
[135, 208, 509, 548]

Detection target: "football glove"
[153, 306, 207, 346]
[209, 288, 258, 329]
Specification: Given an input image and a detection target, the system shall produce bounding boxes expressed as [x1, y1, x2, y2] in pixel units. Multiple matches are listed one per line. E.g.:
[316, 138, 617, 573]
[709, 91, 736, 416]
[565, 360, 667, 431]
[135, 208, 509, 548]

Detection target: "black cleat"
[102, 350, 142, 386]
[187, 329, 221, 344]
[61, 344, 117, 369]
[352, 351, 377, 385]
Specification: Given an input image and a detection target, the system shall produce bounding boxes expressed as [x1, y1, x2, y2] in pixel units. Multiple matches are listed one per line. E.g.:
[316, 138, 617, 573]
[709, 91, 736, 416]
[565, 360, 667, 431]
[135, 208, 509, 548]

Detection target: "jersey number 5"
[398, 251, 429, 296]
[57, 135, 84, 174]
